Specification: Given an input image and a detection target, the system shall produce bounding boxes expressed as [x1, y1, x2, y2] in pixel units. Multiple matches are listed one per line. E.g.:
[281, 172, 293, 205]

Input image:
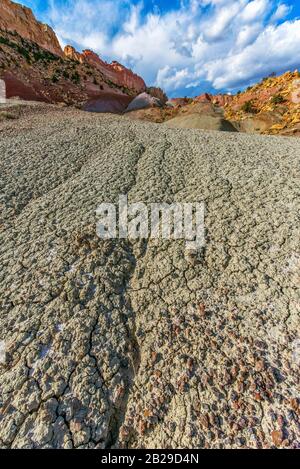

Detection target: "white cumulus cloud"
[43, 0, 298, 94]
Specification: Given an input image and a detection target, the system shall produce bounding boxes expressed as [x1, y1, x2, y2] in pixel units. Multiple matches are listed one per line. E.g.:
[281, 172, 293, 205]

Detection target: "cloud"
[47, 0, 129, 52]
[45, 0, 299, 94]
[156, 66, 194, 90]
[270, 2, 292, 22]
[204, 20, 300, 89]
[239, 0, 271, 23]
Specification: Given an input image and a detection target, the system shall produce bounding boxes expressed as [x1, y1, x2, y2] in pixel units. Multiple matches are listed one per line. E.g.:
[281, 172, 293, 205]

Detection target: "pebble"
[271, 429, 283, 446]
[197, 303, 206, 317]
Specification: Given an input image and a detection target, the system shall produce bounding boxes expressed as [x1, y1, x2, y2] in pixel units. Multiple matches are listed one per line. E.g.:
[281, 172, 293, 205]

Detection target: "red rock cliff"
[0, 0, 63, 57]
[65, 46, 146, 94]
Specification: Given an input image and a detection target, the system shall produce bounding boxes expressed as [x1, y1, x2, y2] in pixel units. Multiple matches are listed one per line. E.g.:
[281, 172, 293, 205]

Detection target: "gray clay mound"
[0, 107, 299, 449]
[165, 112, 237, 132]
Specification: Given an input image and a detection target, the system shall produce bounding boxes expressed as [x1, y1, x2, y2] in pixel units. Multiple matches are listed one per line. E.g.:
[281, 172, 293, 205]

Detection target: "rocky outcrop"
[64, 46, 146, 95]
[195, 93, 234, 107]
[125, 92, 162, 112]
[0, 0, 63, 57]
[166, 71, 300, 136]
[63, 45, 83, 63]
[0, 0, 146, 95]
[146, 87, 168, 105]
[225, 70, 300, 135]
[212, 94, 234, 107]
[194, 93, 211, 103]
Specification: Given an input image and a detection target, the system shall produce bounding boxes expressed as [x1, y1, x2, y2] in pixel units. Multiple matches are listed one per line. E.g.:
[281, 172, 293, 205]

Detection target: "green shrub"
[0, 36, 10, 46]
[0, 36, 30, 62]
[71, 71, 80, 84]
[241, 100, 256, 113]
[271, 94, 286, 105]
[0, 110, 19, 121]
[17, 45, 31, 62]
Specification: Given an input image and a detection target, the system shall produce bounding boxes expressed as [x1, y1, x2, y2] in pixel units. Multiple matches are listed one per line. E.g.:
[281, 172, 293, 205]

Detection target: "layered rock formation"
[0, 0, 63, 57]
[64, 46, 146, 95]
[63, 45, 83, 63]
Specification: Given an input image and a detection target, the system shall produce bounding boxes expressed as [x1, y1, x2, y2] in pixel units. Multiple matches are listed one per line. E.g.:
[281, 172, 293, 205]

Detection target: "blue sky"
[20, 0, 300, 97]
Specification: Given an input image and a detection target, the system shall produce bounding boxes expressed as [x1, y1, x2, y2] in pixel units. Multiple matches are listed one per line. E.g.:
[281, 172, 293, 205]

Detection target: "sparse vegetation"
[71, 71, 80, 84]
[0, 110, 20, 121]
[0, 35, 31, 62]
[241, 100, 256, 113]
[271, 94, 286, 105]
[32, 49, 57, 63]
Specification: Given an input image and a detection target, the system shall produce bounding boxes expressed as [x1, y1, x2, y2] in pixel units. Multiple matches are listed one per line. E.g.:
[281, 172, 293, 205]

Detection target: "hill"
[225, 71, 300, 136]
[0, 0, 147, 105]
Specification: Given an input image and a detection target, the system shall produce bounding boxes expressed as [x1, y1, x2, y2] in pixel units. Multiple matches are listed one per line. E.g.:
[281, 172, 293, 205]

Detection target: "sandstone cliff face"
[64, 46, 146, 95]
[63, 45, 83, 63]
[0, 0, 63, 57]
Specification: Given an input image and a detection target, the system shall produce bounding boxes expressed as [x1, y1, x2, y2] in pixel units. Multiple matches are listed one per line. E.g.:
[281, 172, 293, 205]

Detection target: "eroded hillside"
[0, 105, 299, 449]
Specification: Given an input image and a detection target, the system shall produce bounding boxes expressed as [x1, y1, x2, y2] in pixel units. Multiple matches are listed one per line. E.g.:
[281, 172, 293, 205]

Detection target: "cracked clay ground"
[0, 105, 299, 449]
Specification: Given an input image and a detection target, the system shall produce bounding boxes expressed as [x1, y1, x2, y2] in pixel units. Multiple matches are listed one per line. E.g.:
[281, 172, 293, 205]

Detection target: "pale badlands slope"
[0, 106, 299, 449]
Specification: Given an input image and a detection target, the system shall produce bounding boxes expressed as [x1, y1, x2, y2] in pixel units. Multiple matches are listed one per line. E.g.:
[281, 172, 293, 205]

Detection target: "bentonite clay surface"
[0, 105, 299, 449]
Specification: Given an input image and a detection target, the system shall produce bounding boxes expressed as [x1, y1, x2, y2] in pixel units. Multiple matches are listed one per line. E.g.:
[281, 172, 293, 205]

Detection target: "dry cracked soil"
[0, 105, 299, 449]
